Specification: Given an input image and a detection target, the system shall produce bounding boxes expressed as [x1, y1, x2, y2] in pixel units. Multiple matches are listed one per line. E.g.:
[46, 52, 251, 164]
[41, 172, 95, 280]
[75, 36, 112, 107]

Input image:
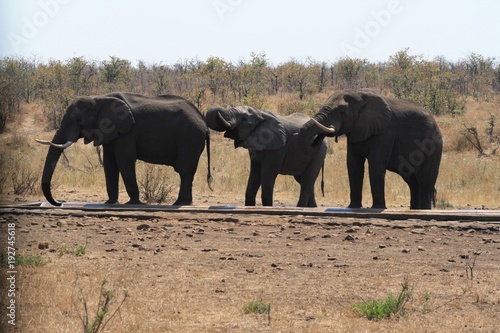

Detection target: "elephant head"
[206, 106, 286, 150]
[36, 96, 135, 206]
[299, 89, 392, 154]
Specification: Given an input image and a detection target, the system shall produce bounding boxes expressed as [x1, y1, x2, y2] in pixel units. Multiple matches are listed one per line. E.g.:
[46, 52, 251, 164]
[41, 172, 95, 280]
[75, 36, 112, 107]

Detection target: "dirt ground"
[1, 199, 499, 333]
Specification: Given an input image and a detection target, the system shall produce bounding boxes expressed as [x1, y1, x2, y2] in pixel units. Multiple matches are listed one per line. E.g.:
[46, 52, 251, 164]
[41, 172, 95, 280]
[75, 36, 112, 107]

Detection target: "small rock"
[346, 227, 360, 233]
[417, 246, 425, 251]
[402, 248, 411, 253]
[344, 235, 355, 242]
[379, 244, 387, 248]
[38, 242, 49, 250]
[137, 224, 150, 231]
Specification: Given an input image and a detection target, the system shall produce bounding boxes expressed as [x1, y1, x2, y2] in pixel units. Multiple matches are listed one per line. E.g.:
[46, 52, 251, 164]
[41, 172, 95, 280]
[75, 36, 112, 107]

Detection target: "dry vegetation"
[1, 210, 499, 332]
[0, 94, 499, 209]
[1, 51, 499, 332]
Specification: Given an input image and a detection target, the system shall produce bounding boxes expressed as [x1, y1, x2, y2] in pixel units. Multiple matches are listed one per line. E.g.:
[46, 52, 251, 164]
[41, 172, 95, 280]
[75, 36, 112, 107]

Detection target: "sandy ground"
[0, 202, 499, 333]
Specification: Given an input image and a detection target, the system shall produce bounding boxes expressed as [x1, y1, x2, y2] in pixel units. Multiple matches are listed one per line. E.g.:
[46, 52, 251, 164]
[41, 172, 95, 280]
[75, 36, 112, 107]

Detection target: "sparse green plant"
[243, 300, 271, 315]
[353, 278, 412, 320]
[73, 277, 129, 333]
[421, 291, 432, 314]
[8, 254, 50, 267]
[73, 245, 86, 256]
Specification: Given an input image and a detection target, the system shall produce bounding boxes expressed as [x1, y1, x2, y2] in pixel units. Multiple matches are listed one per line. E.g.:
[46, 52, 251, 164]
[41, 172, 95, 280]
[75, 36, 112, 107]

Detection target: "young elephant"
[206, 106, 327, 207]
[299, 89, 442, 209]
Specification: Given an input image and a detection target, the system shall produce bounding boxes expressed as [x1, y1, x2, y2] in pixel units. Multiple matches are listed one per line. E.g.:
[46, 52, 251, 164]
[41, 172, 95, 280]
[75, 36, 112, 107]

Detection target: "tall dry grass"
[0, 95, 499, 208]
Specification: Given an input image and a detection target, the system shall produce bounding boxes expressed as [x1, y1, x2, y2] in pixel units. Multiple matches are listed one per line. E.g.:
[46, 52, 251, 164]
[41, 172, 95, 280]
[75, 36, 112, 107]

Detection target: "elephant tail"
[321, 162, 325, 197]
[432, 187, 437, 208]
[206, 130, 214, 191]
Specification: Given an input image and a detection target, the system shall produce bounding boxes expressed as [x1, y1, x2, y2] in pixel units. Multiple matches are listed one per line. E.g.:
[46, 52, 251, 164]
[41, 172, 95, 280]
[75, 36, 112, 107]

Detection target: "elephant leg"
[173, 147, 202, 205]
[403, 175, 420, 209]
[113, 140, 141, 205]
[417, 184, 435, 209]
[245, 159, 261, 206]
[103, 145, 119, 204]
[347, 148, 365, 208]
[297, 142, 326, 207]
[116, 160, 141, 204]
[175, 172, 194, 205]
[368, 161, 387, 209]
[260, 173, 277, 206]
[295, 174, 317, 208]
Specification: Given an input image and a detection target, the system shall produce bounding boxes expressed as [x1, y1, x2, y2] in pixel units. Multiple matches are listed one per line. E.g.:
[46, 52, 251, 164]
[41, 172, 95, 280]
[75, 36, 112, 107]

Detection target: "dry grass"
[2, 212, 499, 333]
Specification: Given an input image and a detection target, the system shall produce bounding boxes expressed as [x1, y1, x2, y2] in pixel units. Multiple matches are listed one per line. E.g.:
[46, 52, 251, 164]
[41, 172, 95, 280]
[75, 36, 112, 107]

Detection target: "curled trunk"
[298, 120, 326, 156]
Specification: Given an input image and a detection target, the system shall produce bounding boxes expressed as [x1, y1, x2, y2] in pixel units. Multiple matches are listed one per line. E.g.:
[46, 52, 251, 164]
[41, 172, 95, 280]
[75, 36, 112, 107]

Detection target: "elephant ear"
[348, 91, 392, 143]
[240, 109, 286, 151]
[87, 97, 135, 146]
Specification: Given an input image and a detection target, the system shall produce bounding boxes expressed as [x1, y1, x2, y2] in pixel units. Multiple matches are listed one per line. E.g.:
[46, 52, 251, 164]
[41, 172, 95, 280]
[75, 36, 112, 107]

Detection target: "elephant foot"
[126, 199, 144, 205]
[173, 200, 192, 206]
[105, 199, 118, 204]
[371, 204, 386, 209]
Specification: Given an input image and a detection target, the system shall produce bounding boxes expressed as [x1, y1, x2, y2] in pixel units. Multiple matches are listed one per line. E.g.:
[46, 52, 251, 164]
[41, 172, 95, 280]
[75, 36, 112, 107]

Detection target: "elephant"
[206, 105, 327, 207]
[36, 92, 212, 206]
[298, 89, 442, 210]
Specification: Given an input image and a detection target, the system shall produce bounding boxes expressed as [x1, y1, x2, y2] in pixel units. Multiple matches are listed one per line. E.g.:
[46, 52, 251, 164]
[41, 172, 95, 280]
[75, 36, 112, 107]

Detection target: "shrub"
[353, 278, 412, 320]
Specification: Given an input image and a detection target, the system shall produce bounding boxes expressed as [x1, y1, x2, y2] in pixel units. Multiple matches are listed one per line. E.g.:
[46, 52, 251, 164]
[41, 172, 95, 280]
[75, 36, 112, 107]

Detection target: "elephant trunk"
[40, 130, 68, 206]
[41, 146, 62, 206]
[298, 120, 326, 156]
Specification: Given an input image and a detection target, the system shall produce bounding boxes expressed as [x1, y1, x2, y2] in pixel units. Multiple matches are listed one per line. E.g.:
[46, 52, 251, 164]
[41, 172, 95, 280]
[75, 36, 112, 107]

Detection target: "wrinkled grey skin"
[299, 89, 442, 210]
[40, 93, 211, 206]
[206, 106, 327, 207]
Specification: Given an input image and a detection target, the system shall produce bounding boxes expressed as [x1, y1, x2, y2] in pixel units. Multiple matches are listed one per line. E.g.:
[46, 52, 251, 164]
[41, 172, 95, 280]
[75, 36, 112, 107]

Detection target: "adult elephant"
[298, 89, 442, 210]
[36, 92, 212, 206]
[206, 106, 327, 207]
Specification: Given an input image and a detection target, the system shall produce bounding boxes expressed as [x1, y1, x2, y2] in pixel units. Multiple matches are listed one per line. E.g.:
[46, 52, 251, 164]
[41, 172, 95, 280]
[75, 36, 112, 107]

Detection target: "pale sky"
[1, 0, 498, 65]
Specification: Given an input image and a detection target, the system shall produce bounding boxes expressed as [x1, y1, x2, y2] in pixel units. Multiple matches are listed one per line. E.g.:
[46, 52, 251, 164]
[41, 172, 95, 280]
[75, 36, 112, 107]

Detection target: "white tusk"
[218, 111, 233, 128]
[36, 139, 74, 149]
[50, 141, 74, 149]
[311, 118, 336, 134]
[35, 139, 52, 145]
